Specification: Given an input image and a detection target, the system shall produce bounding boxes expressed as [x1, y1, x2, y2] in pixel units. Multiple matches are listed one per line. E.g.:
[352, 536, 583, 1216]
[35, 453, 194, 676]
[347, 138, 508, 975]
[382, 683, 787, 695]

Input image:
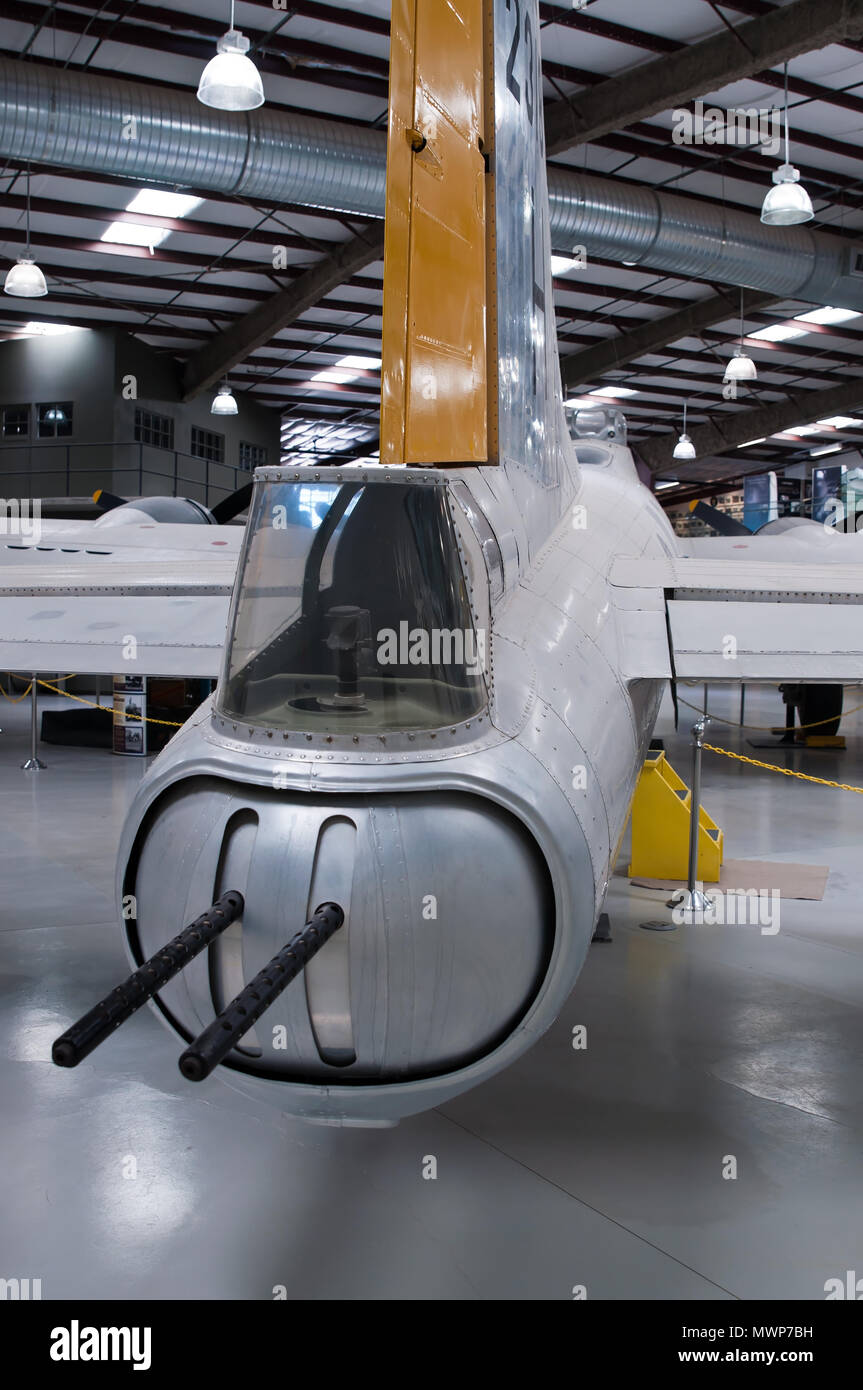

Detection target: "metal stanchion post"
[671, 716, 710, 917]
[21, 674, 46, 771]
[645, 717, 713, 930]
[739, 682, 745, 726]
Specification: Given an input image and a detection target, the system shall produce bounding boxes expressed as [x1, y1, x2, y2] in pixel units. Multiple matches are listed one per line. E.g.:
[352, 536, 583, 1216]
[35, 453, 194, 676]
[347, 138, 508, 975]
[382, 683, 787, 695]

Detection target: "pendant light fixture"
[4, 165, 48, 298]
[211, 380, 239, 415]
[724, 289, 758, 383]
[673, 401, 696, 461]
[761, 63, 814, 226]
[197, 1, 265, 111]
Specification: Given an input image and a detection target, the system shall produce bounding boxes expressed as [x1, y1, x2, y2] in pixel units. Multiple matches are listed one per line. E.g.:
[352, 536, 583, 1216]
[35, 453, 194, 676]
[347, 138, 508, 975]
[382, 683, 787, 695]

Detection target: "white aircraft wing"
[0, 523, 242, 677]
[611, 552, 863, 682]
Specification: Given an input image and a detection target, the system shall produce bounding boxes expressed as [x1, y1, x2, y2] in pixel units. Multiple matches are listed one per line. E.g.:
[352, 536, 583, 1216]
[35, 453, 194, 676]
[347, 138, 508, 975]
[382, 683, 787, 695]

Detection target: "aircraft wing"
[611, 551, 863, 682]
[0, 523, 242, 677]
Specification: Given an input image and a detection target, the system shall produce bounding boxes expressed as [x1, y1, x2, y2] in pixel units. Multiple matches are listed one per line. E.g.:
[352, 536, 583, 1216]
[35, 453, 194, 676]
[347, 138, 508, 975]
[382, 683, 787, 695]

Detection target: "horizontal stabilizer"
[0, 595, 230, 678]
[0, 528, 240, 677]
[611, 553, 863, 682]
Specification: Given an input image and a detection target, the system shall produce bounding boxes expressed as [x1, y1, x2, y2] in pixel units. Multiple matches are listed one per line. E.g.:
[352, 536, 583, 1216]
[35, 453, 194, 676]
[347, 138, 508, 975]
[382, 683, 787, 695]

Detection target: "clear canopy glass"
[219, 479, 489, 733]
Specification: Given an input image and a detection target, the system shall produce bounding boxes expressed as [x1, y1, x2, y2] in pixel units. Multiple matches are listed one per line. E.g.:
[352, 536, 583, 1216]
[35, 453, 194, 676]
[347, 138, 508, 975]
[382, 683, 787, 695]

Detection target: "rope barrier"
[677, 692, 863, 734]
[703, 741, 863, 794]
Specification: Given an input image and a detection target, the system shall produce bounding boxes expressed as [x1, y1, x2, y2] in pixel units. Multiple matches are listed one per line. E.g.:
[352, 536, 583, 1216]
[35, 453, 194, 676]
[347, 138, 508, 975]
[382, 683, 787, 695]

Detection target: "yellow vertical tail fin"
[380, 0, 496, 466]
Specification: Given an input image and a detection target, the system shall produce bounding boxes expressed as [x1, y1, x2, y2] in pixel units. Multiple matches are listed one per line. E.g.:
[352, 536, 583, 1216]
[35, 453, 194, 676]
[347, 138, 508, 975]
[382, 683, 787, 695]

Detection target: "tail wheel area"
[782, 684, 844, 739]
[799, 685, 843, 739]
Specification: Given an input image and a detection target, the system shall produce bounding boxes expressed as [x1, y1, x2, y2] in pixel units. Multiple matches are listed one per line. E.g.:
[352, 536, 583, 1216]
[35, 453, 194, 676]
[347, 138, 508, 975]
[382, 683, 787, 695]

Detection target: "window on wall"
[190, 427, 225, 464]
[239, 441, 268, 471]
[2, 405, 30, 439]
[36, 402, 74, 438]
[134, 408, 174, 450]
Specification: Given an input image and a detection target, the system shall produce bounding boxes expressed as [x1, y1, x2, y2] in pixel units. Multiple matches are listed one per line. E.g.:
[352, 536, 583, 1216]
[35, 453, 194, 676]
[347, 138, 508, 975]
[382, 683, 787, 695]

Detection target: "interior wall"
[0, 328, 282, 502]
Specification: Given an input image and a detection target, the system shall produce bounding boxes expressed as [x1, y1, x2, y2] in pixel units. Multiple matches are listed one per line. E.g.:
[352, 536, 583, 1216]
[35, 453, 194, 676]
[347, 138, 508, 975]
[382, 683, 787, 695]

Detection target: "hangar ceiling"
[1, 0, 863, 481]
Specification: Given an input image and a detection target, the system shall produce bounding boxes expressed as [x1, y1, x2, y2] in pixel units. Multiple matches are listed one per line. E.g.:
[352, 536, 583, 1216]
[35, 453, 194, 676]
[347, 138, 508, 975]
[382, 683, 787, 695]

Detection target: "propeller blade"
[690, 499, 752, 537]
[210, 483, 253, 525]
[92, 489, 127, 513]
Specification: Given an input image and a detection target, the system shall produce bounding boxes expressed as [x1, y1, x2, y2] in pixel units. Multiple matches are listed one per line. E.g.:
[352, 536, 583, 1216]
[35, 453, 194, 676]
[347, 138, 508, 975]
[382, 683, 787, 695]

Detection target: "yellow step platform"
[628, 751, 723, 883]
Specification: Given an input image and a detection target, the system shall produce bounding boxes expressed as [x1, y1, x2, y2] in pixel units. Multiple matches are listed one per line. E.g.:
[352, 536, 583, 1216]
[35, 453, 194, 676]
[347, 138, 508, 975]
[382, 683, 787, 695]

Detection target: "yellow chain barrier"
[703, 741, 863, 794]
[0, 677, 32, 702]
[35, 678, 185, 729]
[2, 672, 78, 702]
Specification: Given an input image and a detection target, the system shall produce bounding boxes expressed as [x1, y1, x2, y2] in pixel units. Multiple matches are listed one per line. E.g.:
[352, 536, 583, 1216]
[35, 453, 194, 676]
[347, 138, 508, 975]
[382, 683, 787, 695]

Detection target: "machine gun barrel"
[52, 891, 245, 1068]
[178, 902, 345, 1082]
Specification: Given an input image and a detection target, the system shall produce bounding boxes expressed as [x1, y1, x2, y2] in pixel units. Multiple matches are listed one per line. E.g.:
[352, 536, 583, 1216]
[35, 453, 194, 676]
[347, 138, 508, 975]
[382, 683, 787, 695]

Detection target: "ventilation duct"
[546, 170, 863, 312]
[0, 58, 387, 217]
[0, 58, 861, 310]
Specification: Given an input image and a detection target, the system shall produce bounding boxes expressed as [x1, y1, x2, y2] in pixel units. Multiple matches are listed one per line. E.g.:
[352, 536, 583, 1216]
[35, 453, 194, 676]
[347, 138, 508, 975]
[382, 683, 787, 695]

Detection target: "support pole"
[687, 718, 708, 901]
[665, 717, 711, 920]
[21, 674, 46, 771]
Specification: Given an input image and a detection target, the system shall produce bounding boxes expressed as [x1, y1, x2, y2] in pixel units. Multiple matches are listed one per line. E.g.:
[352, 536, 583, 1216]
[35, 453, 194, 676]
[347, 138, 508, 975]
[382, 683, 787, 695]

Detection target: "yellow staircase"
[628, 751, 723, 882]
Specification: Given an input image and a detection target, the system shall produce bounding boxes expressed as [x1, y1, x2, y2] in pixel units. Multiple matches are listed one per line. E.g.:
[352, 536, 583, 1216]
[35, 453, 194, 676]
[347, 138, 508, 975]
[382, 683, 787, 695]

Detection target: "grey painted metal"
[1, 58, 861, 310]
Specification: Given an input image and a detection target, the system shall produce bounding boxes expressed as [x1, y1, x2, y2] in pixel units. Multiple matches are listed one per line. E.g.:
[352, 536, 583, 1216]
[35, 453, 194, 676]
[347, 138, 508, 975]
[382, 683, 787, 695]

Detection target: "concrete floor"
[2, 683, 862, 1301]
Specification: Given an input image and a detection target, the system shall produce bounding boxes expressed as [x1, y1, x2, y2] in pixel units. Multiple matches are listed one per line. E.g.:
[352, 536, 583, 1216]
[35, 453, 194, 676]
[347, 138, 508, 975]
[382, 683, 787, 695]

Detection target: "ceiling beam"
[2, 190, 341, 256]
[181, 229, 386, 399]
[590, 128, 863, 215]
[247, 0, 389, 38]
[2, 0, 391, 101]
[0, 307, 204, 340]
[544, 0, 863, 157]
[638, 376, 863, 471]
[560, 289, 779, 391]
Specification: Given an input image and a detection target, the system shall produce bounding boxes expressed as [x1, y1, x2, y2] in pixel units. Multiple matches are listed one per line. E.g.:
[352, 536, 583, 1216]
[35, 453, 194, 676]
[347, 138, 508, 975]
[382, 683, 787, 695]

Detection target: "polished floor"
[2, 683, 862, 1301]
